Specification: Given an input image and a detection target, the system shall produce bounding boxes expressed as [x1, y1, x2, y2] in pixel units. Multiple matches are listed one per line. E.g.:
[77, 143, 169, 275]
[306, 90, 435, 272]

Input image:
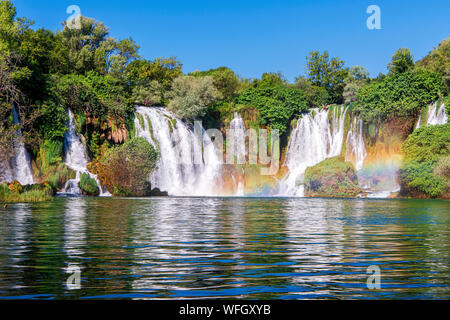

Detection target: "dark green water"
[0, 197, 449, 299]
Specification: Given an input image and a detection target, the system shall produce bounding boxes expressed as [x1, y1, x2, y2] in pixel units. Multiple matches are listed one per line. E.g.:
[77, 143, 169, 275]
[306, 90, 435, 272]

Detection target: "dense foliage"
[354, 69, 443, 122]
[235, 84, 308, 133]
[167, 76, 221, 121]
[416, 38, 449, 94]
[92, 137, 159, 196]
[399, 124, 450, 198]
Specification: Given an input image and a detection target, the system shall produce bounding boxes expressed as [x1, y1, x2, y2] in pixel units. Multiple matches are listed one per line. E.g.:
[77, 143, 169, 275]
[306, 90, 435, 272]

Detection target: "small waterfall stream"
[11, 106, 34, 185]
[416, 101, 448, 129]
[277, 106, 348, 196]
[62, 109, 109, 196]
[426, 101, 448, 125]
[134, 106, 221, 196]
[345, 115, 367, 171]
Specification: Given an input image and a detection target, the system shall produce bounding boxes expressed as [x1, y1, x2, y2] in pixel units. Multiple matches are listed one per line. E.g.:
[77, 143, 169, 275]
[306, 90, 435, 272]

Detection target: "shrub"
[399, 161, 446, 198]
[399, 123, 450, 198]
[93, 137, 159, 196]
[80, 173, 99, 196]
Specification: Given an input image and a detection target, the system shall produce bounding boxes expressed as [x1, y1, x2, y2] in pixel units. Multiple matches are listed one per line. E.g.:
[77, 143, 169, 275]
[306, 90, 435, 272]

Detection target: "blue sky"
[12, 0, 450, 82]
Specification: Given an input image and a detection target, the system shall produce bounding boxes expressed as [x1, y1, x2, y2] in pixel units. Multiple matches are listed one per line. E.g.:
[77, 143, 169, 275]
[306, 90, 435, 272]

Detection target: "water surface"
[0, 197, 449, 299]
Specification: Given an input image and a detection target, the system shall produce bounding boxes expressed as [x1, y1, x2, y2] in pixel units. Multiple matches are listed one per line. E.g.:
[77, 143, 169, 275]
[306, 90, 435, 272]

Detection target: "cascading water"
[229, 112, 246, 196]
[10, 106, 34, 185]
[278, 106, 348, 196]
[345, 115, 367, 171]
[426, 101, 448, 125]
[229, 112, 246, 163]
[416, 101, 448, 129]
[134, 106, 221, 196]
[62, 109, 109, 196]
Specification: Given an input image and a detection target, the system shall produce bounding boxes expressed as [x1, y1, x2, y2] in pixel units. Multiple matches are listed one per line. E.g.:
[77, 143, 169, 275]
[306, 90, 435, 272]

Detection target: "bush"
[92, 137, 159, 196]
[399, 123, 450, 198]
[402, 123, 450, 163]
[80, 173, 99, 196]
[304, 157, 362, 197]
[399, 161, 446, 198]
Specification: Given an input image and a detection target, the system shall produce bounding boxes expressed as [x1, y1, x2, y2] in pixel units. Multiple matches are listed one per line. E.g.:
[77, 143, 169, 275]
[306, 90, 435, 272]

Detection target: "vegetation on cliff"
[304, 157, 362, 197]
[399, 124, 450, 198]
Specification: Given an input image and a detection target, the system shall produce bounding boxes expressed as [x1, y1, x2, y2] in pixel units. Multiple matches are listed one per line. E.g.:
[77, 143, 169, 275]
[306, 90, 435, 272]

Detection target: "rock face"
[304, 157, 363, 197]
[149, 188, 169, 197]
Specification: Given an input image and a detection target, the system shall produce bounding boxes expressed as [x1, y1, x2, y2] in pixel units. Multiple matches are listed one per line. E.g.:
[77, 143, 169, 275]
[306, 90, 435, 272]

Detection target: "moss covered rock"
[304, 157, 363, 197]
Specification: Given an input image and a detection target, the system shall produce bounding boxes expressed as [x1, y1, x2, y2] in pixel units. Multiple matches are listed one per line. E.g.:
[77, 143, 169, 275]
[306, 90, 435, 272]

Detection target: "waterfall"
[415, 114, 422, 130]
[229, 112, 246, 163]
[345, 115, 367, 171]
[278, 106, 348, 196]
[10, 106, 34, 185]
[417, 101, 448, 129]
[426, 101, 448, 125]
[62, 109, 109, 196]
[134, 106, 221, 196]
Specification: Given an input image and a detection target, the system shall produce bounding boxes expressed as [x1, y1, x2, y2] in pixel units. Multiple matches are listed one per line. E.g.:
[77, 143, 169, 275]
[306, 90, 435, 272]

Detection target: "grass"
[0, 183, 53, 203]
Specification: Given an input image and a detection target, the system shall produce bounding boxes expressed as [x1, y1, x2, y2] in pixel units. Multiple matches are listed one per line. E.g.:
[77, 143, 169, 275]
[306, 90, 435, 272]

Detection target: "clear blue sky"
[12, 0, 450, 82]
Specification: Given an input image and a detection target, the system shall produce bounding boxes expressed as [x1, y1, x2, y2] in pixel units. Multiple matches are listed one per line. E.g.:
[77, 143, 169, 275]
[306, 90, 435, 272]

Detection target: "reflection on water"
[0, 197, 449, 299]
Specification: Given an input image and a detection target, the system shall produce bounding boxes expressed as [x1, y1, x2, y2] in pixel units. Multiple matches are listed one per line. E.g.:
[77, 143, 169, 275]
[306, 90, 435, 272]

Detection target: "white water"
[415, 114, 422, 130]
[345, 115, 367, 171]
[62, 109, 109, 196]
[426, 101, 448, 125]
[416, 101, 448, 129]
[229, 112, 246, 164]
[278, 106, 348, 196]
[134, 106, 221, 196]
[11, 106, 34, 185]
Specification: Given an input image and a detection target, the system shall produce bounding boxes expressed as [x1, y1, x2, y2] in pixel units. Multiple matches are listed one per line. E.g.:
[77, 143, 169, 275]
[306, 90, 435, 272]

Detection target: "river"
[0, 197, 448, 299]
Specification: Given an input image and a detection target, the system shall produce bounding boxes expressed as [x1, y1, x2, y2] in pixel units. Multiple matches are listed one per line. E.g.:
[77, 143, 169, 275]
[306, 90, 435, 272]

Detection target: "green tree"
[388, 48, 414, 74]
[126, 57, 182, 90]
[167, 76, 221, 120]
[343, 66, 370, 104]
[415, 38, 450, 94]
[295, 76, 329, 108]
[190, 67, 241, 101]
[235, 85, 308, 133]
[131, 80, 163, 106]
[306, 50, 348, 104]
